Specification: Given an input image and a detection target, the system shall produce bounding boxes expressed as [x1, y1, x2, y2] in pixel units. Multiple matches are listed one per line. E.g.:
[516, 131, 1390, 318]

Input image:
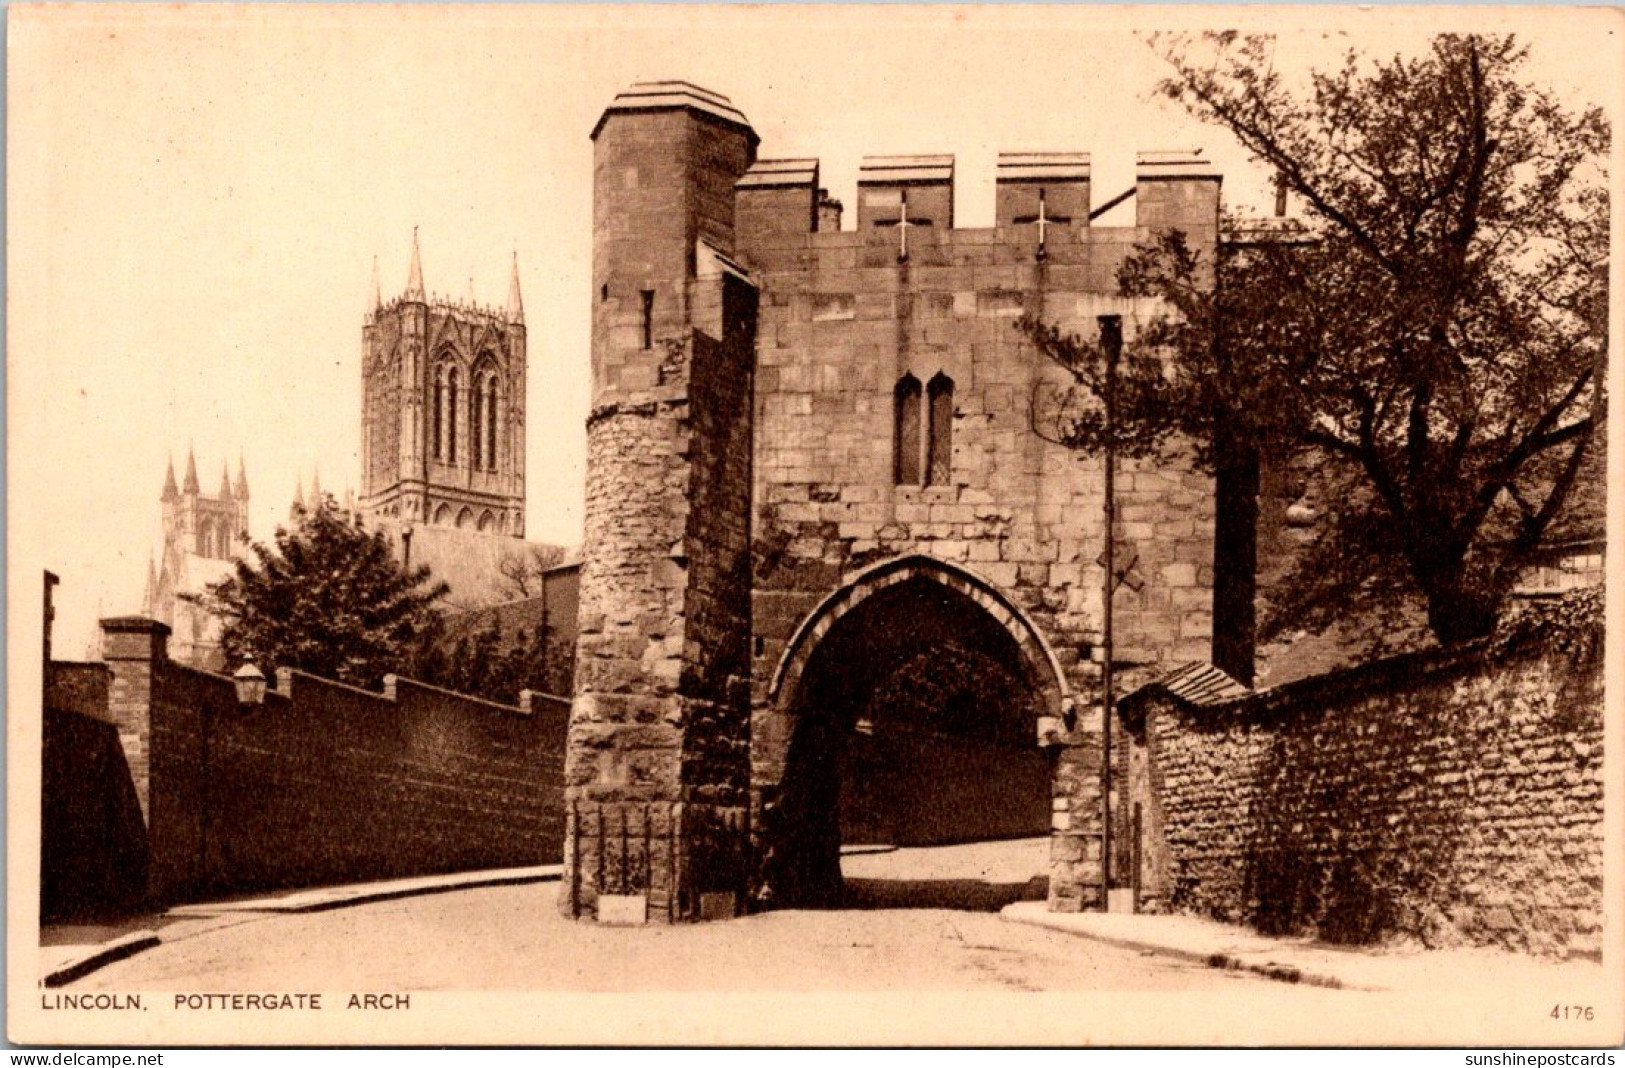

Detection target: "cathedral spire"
[234, 453, 250, 500]
[183, 446, 200, 495]
[404, 227, 425, 302]
[310, 467, 323, 509]
[507, 250, 525, 325]
[291, 476, 305, 519]
[162, 455, 180, 501]
[366, 256, 382, 324]
[218, 462, 233, 499]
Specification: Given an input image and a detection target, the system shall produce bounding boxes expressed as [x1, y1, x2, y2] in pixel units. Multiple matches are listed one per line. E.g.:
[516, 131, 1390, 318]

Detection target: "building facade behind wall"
[563, 82, 1231, 922]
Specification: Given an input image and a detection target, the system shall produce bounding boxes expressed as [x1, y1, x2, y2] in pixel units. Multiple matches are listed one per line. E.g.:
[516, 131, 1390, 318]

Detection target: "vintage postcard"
[8, 3, 1623, 1047]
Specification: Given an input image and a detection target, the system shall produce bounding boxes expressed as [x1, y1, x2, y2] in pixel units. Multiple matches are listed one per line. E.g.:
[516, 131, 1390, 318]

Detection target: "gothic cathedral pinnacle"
[367, 255, 382, 324]
[507, 250, 525, 325]
[182, 447, 200, 495]
[404, 227, 426, 302]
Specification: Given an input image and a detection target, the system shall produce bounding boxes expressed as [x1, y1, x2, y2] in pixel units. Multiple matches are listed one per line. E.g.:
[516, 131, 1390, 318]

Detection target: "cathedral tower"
[159, 447, 249, 561]
[360, 232, 528, 537]
[147, 448, 250, 669]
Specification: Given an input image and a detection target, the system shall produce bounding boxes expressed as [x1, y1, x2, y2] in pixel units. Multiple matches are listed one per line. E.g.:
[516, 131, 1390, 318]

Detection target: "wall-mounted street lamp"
[233, 662, 268, 706]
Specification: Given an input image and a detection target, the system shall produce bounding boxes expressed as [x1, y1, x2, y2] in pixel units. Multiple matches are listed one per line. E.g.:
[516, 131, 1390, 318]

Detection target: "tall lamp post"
[1097, 314, 1122, 911]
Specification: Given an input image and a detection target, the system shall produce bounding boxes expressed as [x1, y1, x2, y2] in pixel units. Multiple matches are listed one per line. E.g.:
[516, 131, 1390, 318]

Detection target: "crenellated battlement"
[734, 148, 1219, 266]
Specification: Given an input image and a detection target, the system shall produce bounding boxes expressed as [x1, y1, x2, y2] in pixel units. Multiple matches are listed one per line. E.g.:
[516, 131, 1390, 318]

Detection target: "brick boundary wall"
[1133, 595, 1603, 958]
[98, 617, 570, 907]
[149, 666, 571, 903]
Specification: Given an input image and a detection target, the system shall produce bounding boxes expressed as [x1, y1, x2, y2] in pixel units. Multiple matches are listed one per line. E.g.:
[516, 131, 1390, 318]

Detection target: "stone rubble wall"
[1142, 624, 1604, 957]
[675, 273, 759, 834]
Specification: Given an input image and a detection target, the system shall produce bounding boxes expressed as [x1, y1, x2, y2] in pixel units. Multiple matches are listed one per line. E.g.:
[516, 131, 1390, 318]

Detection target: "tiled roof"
[1149, 661, 1253, 706]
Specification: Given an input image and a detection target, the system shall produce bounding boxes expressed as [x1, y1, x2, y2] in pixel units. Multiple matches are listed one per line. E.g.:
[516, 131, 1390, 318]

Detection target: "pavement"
[41, 864, 561, 988]
[41, 839, 1607, 998]
[999, 902, 1606, 994]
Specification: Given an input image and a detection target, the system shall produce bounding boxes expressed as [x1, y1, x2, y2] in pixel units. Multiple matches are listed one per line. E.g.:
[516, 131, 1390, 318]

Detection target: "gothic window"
[477, 510, 496, 533]
[470, 373, 485, 469]
[894, 374, 922, 485]
[432, 370, 441, 460]
[433, 502, 451, 525]
[432, 360, 461, 463]
[467, 365, 500, 472]
[483, 373, 499, 471]
[927, 373, 954, 486]
[456, 506, 474, 530]
[445, 365, 460, 464]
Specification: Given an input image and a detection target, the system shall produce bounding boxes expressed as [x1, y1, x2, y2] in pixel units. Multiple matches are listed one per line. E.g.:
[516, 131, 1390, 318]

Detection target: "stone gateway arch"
[562, 81, 1225, 923]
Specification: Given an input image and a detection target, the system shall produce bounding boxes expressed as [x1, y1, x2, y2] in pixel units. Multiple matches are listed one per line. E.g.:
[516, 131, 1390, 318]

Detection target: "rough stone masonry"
[563, 81, 1229, 922]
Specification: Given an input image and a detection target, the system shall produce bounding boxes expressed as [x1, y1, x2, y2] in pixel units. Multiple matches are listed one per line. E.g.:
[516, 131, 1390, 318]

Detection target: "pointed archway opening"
[765, 572, 1056, 911]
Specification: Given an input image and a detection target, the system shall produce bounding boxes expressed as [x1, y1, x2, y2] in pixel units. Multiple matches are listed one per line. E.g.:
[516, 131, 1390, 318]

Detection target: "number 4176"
[1551, 1005, 1594, 1020]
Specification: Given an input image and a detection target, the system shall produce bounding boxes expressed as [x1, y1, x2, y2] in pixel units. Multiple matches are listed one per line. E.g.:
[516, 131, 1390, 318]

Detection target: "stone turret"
[564, 80, 759, 924]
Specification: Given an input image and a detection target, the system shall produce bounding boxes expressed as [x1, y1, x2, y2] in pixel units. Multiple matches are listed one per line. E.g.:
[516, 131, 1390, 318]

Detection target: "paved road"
[72, 841, 1326, 995]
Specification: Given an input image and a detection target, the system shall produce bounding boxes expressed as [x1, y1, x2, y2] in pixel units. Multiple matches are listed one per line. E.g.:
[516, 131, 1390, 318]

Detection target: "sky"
[9, 4, 1618, 659]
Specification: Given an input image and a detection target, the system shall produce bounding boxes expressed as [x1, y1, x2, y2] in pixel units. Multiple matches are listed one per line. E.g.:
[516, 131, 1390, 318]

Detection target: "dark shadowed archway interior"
[768, 576, 1052, 908]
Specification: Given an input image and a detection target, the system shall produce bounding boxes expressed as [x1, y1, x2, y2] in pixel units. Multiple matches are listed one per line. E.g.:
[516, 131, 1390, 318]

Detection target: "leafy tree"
[496, 544, 568, 600]
[1023, 33, 1607, 645]
[194, 494, 448, 688]
[413, 619, 576, 704]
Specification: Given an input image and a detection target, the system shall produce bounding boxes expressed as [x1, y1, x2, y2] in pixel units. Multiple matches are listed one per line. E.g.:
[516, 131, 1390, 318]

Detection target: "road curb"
[998, 907, 1358, 991]
[42, 931, 162, 988]
[47, 869, 563, 985]
[838, 844, 899, 857]
[281, 869, 562, 913]
[167, 867, 562, 917]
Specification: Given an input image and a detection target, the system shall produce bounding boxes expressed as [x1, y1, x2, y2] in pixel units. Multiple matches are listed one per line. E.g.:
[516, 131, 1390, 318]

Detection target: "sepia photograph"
[6, 3, 1621, 1048]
